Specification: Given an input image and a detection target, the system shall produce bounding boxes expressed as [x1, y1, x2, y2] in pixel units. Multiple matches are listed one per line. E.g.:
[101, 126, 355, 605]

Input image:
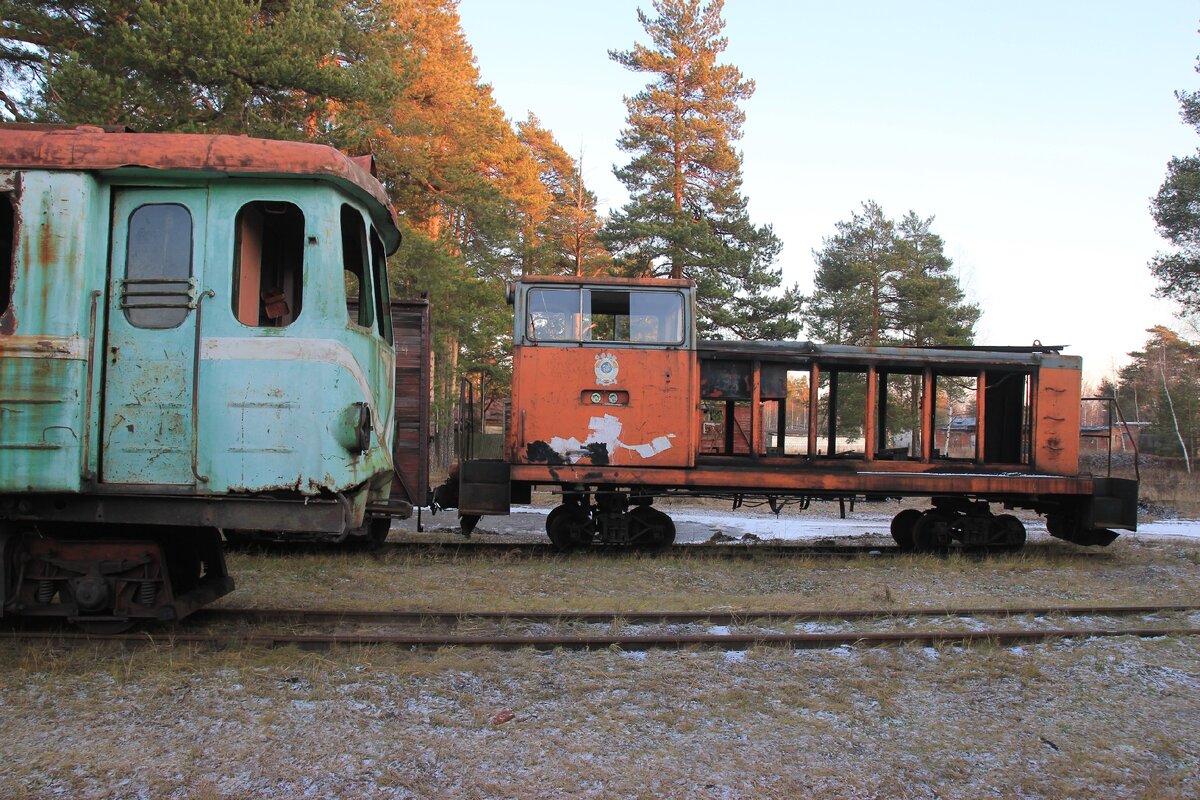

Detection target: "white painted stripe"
[201, 336, 396, 456]
[0, 335, 88, 360]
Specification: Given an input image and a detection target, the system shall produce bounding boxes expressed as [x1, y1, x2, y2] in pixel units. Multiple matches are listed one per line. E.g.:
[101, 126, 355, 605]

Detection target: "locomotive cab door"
[100, 189, 208, 486]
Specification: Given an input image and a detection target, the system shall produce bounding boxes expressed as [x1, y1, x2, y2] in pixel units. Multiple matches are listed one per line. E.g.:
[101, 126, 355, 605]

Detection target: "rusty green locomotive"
[0, 126, 427, 630]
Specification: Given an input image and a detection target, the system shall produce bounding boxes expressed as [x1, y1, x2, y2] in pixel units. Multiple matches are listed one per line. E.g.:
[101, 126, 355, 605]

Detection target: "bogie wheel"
[547, 504, 593, 552]
[912, 512, 954, 554]
[890, 509, 923, 550]
[629, 506, 676, 550]
[74, 618, 136, 635]
[990, 514, 1026, 552]
[545, 503, 574, 534]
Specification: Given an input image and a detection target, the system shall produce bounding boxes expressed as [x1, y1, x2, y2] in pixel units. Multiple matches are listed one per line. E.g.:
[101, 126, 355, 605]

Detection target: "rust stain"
[0, 307, 13, 335]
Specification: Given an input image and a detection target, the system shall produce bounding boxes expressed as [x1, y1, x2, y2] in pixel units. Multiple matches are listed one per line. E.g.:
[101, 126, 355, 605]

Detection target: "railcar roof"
[699, 338, 1079, 370]
[0, 125, 401, 252]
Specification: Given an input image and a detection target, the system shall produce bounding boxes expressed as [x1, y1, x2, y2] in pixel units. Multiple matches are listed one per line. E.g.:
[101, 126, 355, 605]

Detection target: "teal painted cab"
[0, 127, 421, 627]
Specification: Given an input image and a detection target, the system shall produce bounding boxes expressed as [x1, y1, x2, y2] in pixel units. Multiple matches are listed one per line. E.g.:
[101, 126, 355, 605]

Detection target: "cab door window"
[123, 203, 193, 329]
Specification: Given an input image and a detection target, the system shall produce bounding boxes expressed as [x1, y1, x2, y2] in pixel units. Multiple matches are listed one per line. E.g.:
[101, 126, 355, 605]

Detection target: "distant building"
[934, 416, 976, 459]
[1079, 421, 1149, 453]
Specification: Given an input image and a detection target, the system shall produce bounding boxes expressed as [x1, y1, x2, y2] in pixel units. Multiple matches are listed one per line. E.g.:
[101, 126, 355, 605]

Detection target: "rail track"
[4, 603, 1198, 651]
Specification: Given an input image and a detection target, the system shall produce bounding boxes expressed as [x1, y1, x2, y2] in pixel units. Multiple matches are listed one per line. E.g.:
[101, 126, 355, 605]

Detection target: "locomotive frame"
[450, 275, 1138, 552]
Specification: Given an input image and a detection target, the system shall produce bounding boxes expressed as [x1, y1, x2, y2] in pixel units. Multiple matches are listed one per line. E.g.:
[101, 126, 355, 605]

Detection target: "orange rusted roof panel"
[0, 126, 401, 250]
[517, 274, 695, 289]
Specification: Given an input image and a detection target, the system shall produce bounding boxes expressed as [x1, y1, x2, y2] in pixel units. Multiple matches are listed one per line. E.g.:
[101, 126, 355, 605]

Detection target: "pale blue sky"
[459, 0, 1198, 382]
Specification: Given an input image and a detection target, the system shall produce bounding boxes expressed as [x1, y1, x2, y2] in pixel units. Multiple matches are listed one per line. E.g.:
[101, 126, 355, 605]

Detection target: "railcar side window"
[232, 201, 304, 327]
[0, 193, 13, 322]
[124, 203, 192, 329]
[341, 205, 373, 329]
[527, 288, 580, 341]
[370, 228, 392, 345]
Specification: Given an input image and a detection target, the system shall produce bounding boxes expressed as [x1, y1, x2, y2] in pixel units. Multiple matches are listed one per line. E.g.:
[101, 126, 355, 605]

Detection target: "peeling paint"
[532, 413, 675, 466]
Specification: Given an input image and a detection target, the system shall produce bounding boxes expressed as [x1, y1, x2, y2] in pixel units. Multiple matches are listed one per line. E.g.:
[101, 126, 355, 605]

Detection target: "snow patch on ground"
[509, 506, 1200, 542]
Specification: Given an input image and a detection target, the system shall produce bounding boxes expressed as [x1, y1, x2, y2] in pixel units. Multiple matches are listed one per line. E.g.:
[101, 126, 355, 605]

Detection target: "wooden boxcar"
[0, 126, 426, 629]
[450, 275, 1138, 551]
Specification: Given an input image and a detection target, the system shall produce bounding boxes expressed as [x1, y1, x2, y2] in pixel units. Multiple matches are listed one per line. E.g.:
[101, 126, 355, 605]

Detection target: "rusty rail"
[196, 603, 1200, 626]
[4, 626, 1199, 651]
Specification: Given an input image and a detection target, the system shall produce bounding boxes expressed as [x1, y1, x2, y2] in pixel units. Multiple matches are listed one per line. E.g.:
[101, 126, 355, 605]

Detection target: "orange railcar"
[451, 276, 1137, 551]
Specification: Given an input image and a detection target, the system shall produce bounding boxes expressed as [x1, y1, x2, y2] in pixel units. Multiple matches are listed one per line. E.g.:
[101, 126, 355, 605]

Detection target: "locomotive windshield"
[526, 287, 685, 345]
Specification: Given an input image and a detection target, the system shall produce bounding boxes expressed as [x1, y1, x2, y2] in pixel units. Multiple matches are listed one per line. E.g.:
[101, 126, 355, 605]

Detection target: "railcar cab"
[507, 275, 698, 469]
[0, 126, 420, 628]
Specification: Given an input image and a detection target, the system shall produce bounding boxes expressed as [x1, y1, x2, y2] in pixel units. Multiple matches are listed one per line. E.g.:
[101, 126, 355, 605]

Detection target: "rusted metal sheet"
[390, 298, 430, 506]
[1034, 367, 1081, 474]
[0, 170, 94, 493]
[511, 345, 696, 468]
[0, 126, 401, 251]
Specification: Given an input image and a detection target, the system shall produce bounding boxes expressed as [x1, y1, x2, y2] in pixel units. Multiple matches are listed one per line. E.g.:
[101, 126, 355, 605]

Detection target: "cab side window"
[370, 228, 392, 345]
[232, 201, 304, 327]
[341, 205, 373, 329]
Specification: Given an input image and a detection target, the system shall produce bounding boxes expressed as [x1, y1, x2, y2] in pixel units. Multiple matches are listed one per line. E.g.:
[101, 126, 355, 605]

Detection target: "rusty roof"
[0, 125, 401, 251]
[515, 274, 695, 288]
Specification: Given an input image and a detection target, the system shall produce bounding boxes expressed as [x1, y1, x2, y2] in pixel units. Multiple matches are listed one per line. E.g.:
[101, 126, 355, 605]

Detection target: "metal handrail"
[1081, 396, 1141, 482]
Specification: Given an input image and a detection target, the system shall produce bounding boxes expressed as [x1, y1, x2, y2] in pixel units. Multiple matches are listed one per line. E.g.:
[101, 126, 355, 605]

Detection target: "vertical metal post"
[827, 371, 839, 457]
[920, 368, 934, 463]
[807, 363, 820, 459]
[750, 359, 761, 459]
[864, 367, 877, 462]
[975, 370, 987, 464]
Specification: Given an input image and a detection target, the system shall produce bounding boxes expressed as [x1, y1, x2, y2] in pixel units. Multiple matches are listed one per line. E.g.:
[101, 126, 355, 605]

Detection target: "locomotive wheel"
[890, 509, 923, 550]
[990, 514, 1026, 552]
[365, 517, 392, 549]
[547, 504, 592, 552]
[912, 512, 953, 554]
[629, 506, 676, 550]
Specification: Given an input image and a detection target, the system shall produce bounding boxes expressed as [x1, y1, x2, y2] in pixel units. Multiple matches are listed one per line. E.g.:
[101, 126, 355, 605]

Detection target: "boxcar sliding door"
[101, 189, 208, 486]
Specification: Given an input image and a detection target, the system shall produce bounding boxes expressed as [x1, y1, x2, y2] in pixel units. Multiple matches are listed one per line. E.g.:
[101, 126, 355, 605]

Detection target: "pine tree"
[603, 0, 798, 340]
[1, 0, 400, 139]
[1118, 326, 1200, 462]
[806, 202, 979, 451]
[517, 114, 609, 276]
[1149, 48, 1200, 313]
[805, 201, 978, 346]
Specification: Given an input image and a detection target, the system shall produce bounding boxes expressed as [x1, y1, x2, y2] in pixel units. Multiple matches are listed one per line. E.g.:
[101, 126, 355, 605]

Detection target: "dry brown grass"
[1137, 466, 1200, 517]
[215, 536, 1200, 614]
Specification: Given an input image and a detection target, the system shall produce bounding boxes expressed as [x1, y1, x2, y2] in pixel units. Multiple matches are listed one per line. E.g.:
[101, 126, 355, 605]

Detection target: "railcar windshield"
[526, 287, 685, 345]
